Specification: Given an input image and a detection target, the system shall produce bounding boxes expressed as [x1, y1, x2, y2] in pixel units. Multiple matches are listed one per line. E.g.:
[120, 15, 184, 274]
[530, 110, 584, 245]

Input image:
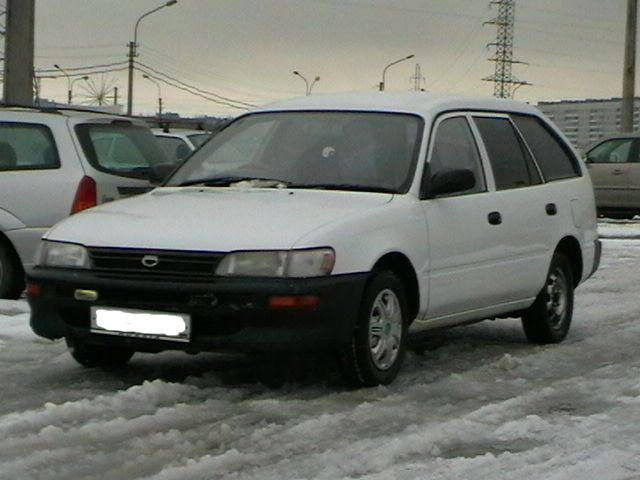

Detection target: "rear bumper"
[26, 268, 368, 353]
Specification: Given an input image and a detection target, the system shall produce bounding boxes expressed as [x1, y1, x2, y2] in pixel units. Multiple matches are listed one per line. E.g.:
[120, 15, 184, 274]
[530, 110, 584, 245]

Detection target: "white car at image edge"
[26, 92, 600, 386]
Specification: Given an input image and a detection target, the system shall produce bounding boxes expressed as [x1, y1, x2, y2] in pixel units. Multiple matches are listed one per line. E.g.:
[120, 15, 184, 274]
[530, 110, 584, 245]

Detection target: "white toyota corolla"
[27, 92, 600, 386]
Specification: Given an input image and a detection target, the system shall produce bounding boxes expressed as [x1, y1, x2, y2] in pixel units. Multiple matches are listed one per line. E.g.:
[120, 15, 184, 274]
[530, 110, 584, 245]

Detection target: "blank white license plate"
[90, 307, 191, 342]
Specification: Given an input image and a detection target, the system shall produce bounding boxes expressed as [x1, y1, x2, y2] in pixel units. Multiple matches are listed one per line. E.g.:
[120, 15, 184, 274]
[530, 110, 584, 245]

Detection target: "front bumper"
[27, 268, 368, 353]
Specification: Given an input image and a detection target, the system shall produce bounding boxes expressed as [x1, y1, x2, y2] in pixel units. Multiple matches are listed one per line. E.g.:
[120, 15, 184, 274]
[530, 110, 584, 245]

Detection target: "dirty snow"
[1, 228, 640, 479]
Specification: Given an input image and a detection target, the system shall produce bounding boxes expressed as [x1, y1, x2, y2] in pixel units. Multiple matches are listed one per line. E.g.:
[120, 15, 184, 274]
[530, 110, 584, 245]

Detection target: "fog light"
[268, 295, 320, 310]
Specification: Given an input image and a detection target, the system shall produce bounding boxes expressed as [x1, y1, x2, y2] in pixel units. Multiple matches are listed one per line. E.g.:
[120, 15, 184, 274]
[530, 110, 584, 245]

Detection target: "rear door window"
[0, 122, 59, 171]
[474, 116, 541, 190]
[75, 123, 168, 178]
[511, 114, 581, 180]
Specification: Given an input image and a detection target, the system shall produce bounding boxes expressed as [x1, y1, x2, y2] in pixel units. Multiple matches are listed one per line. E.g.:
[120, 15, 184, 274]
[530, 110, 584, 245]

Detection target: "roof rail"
[0, 102, 131, 118]
[0, 102, 62, 114]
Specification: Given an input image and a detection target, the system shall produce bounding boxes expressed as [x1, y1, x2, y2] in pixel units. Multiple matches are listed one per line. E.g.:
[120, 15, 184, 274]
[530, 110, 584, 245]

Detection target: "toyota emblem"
[141, 255, 160, 268]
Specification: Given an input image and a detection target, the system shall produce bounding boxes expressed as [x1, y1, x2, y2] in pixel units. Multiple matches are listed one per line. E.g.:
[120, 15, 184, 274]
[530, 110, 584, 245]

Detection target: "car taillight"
[71, 176, 97, 214]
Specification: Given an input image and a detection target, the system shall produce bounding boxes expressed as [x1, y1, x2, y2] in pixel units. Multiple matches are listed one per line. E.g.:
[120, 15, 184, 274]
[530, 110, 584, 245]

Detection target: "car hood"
[46, 187, 393, 251]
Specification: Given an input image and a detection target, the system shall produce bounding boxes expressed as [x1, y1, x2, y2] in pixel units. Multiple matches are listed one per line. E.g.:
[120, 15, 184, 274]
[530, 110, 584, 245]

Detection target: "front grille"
[88, 247, 224, 280]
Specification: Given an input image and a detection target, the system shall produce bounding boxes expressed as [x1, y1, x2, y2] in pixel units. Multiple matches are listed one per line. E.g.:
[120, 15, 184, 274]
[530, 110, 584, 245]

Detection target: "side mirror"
[424, 168, 475, 198]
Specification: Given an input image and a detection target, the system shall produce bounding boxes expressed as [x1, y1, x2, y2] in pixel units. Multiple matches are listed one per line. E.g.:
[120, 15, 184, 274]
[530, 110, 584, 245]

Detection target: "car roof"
[256, 91, 542, 118]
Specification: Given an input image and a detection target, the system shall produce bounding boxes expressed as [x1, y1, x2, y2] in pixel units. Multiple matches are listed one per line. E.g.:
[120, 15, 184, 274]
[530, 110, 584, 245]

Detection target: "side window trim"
[508, 117, 546, 183]
[423, 112, 489, 197]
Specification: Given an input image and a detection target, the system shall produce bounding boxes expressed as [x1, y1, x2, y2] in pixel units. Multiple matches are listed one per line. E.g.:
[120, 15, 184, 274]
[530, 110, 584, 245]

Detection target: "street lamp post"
[143, 73, 163, 118]
[293, 71, 320, 96]
[53, 64, 72, 104]
[127, 0, 177, 116]
[379, 54, 415, 91]
[69, 76, 89, 104]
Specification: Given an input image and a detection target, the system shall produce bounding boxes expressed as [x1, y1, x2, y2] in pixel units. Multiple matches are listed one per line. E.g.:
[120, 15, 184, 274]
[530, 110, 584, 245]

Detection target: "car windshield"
[75, 123, 170, 179]
[167, 112, 423, 193]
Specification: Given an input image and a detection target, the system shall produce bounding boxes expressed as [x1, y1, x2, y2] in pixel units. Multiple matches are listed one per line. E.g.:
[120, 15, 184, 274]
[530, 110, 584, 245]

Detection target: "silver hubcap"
[545, 269, 568, 329]
[368, 288, 403, 370]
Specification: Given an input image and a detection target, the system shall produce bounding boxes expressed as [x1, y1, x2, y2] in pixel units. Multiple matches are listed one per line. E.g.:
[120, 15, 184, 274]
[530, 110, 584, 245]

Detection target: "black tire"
[65, 334, 134, 369]
[0, 241, 24, 300]
[340, 270, 408, 387]
[521, 253, 574, 344]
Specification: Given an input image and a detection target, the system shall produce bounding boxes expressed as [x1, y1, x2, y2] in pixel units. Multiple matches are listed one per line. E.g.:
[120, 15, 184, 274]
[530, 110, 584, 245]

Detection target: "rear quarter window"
[75, 123, 168, 178]
[511, 114, 581, 181]
[0, 122, 59, 171]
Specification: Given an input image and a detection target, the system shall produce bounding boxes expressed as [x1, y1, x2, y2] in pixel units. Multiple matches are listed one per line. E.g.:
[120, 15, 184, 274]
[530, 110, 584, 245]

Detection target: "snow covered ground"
[1, 230, 640, 479]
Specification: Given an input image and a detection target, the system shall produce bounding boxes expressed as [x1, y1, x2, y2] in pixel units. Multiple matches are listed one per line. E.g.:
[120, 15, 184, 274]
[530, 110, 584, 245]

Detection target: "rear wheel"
[0, 241, 24, 299]
[65, 334, 134, 368]
[340, 271, 408, 387]
[521, 253, 574, 344]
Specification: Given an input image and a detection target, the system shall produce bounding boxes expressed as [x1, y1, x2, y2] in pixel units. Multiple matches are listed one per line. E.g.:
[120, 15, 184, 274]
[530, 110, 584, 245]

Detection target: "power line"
[135, 61, 257, 108]
[134, 66, 252, 111]
[36, 61, 128, 74]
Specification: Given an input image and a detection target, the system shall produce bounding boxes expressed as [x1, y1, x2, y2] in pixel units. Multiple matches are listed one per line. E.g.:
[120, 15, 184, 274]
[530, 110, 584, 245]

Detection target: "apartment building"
[537, 98, 640, 150]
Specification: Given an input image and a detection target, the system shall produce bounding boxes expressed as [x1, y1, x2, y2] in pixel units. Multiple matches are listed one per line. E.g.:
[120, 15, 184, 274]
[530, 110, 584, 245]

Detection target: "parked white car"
[27, 92, 600, 386]
[151, 128, 211, 165]
[0, 106, 170, 299]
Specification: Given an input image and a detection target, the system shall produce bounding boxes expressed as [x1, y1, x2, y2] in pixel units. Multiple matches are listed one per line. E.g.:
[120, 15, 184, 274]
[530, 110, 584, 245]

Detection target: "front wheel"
[340, 271, 408, 387]
[65, 334, 134, 368]
[521, 253, 574, 344]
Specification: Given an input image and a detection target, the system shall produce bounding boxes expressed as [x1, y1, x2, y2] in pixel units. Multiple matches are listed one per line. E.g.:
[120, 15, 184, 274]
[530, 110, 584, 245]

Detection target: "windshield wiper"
[288, 183, 397, 194]
[179, 176, 290, 187]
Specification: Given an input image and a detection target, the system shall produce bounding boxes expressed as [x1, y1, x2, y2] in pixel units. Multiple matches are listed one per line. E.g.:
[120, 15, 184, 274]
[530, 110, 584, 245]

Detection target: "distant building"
[537, 98, 640, 150]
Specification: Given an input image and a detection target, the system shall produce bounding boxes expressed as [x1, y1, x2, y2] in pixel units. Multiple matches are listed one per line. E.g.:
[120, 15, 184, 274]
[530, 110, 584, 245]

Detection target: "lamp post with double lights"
[127, 0, 178, 115]
[292, 71, 320, 96]
[379, 54, 415, 91]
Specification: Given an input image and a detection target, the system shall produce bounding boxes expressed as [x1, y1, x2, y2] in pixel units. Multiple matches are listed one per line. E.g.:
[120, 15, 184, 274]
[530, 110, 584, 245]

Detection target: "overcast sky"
[31, 0, 628, 117]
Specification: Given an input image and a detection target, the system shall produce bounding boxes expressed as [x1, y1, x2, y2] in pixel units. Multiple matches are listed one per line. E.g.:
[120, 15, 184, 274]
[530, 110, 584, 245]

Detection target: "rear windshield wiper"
[179, 176, 290, 187]
[287, 183, 397, 193]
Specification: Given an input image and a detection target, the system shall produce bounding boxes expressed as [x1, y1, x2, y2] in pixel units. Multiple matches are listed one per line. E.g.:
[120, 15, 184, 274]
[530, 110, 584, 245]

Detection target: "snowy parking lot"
[1, 225, 640, 479]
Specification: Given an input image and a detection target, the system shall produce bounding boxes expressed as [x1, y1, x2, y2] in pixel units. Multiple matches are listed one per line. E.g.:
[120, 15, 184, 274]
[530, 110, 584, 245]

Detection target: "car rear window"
[511, 114, 581, 181]
[188, 133, 210, 148]
[0, 122, 59, 171]
[155, 136, 192, 164]
[75, 123, 168, 179]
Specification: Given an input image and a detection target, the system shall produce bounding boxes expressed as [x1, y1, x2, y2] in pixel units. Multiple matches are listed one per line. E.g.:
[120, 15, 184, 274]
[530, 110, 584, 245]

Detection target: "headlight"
[216, 248, 335, 278]
[38, 241, 90, 269]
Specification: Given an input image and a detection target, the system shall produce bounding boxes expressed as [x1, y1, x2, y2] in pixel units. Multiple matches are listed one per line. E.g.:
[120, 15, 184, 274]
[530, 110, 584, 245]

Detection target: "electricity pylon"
[482, 0, 530, 99]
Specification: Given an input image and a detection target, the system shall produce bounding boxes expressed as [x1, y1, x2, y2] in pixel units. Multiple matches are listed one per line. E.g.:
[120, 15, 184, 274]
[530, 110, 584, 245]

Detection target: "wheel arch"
[371, 252, 420, 323]
[555, 236, 583, 287]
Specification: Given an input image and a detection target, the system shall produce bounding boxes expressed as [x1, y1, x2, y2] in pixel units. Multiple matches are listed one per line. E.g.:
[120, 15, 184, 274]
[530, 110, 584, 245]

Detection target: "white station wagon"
[27, 92, 600, 386]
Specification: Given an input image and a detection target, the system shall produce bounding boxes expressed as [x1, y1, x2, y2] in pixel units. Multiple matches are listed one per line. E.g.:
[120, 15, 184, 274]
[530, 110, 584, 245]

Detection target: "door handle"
[488, 211, 502, 225]
[546, 203, 557, 216]
[612, 169, 625, 175]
